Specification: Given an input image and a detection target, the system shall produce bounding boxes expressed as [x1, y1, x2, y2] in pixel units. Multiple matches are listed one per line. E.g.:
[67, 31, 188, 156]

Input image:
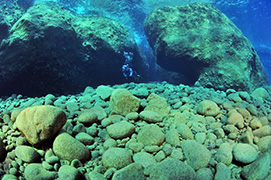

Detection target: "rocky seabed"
[0, 82, 271, 180]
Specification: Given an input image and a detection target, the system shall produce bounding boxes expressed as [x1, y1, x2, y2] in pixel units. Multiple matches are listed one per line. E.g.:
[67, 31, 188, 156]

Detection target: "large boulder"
[16, 105, 67, 146]
[0, 1, 147, 96]
[144, 3, 268, 91]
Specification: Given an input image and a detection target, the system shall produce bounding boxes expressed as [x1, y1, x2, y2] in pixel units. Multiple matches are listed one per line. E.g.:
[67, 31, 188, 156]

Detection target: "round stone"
[197, 100, 220, 116]
[109, 89, 141, 116]
[24, 163, 58, 180]
[139, 110, 163, 123]
[75, 132, 94, 145]
[215, 143, 233, 166]
[137, 124, 165, 146]
[107, 121, 135, 139]
[181, 140, 211, 170]
[53, 132, 90, 162]
[15, 145, 40, 163]
[148, 158, 195, 180]
[58, 165, 82, 180]
[133, 152, 156, 168]
[77, 112, 98, 126]
[102, 147, 132, 169]
[233, 143, 258, 164]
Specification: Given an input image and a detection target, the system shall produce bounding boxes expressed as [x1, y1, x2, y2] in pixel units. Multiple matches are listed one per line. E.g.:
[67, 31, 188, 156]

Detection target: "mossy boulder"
[0, 1, 147, 96]
[144, 3, 268, 91]
[0, 1, 25, 41]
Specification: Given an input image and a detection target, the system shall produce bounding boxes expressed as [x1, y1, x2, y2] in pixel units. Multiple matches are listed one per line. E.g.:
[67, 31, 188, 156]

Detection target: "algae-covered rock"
[96, 85, 114, 100]
[214, 163, 231, 180]
[58, 165, 82, 180]
[139, 110, 163, 123]
[112, 163, 146, 180]
[15, 145, 40, 163]
[0, 1, 25, 41]
[133, 152, 156, 168]
[53, 132, 90, 162]
[137, 124, 165, 146]
[181, 140, 211, 170]
[102, 147, 132, 169]
[144, 3, 268, 91]
[0, 1, 147, 96]
[214, 143, 233, 166]
[195, 168, 213, 180]
[251, 87, 270, 100]
[77, 111, 98, 126]
[107, 121, 135, 139]
[24, 163, 58, 180]
[241, 152, 270, 180]
[165, 125, 181, 146]
[148, 158, 195, 180]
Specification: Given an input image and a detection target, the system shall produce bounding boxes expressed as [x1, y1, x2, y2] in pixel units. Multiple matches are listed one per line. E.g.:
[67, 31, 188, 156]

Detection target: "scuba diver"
[121, 51, 141, 80]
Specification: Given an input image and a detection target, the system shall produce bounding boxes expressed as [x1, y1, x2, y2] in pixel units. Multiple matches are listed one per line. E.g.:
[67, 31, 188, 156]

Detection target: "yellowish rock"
[250, 118, 262, 130]
[137, 124, 165, 146]
[145, 93, 171, 117]
[239, 128, 254, 144]
[139, 110, 163, 123]
[165, 125, 180, 146]
[226, 110, 244, 129]
[107, 121, 135, 139]
[11, 109, 22, 122]
[197, 100, 220, 116]
[176, 123, 194, 140]
[16, 105, 67, 146]
[259, 117, 269, 126]
[253, 125, 271, 138]
[109, 89, 141, 116]
[173, 112, 187, 125]
[237, 108, 251, 122]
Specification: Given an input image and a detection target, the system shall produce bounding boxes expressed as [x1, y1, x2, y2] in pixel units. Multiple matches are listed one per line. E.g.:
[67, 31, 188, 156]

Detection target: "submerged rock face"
[144, 3, 268, 91]
[0, 1, 25, 41]
[0, 1, 147, 96]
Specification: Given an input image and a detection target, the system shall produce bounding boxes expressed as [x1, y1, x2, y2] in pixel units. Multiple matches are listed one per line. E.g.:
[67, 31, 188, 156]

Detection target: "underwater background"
[0, 0, 270, 96]
[1, 1, 271, 180]
[44, 0, 271, 84]
[39, 0, 271, 83]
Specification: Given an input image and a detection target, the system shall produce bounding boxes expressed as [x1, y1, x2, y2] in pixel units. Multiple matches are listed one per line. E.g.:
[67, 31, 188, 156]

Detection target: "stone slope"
[0, 82, 271, 179]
